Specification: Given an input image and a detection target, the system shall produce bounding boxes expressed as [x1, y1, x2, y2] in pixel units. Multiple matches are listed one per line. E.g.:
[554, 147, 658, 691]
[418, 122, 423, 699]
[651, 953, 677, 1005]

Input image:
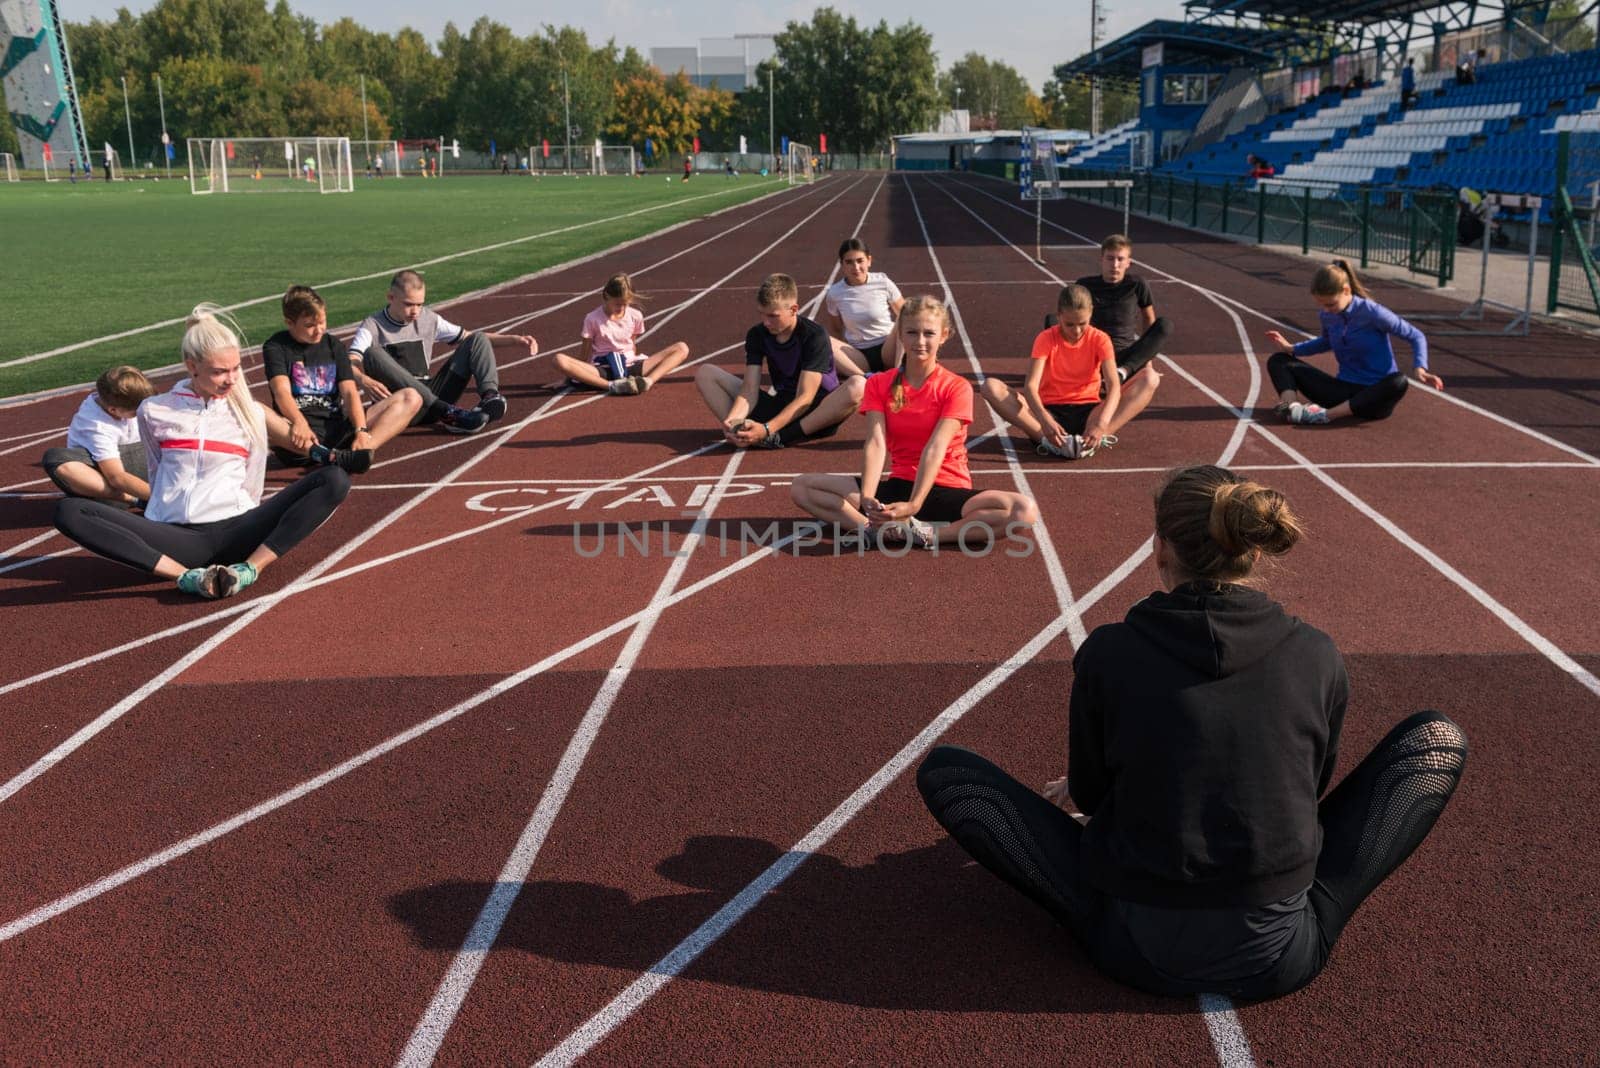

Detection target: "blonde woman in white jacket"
[54, 306, 351, 599]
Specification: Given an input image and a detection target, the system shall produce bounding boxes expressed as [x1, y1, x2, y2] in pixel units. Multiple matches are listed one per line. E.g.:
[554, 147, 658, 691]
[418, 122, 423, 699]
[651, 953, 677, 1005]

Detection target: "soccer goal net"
[787, 143, 815, 185]
[1, 153, 16, 182]
[187, 137, 354, 194]
[352, 139, 402, 178]
[592, 144, 636, 175]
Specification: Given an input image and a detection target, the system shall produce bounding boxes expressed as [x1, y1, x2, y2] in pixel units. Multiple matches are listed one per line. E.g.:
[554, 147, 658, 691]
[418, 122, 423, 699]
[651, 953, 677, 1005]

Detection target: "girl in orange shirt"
[982, 284, 1158, 459]
[791, 296, 1037, 550]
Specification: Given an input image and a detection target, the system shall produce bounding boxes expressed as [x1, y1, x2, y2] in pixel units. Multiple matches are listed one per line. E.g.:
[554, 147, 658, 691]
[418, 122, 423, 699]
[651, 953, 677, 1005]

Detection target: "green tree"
[939, 53, 1035, 130]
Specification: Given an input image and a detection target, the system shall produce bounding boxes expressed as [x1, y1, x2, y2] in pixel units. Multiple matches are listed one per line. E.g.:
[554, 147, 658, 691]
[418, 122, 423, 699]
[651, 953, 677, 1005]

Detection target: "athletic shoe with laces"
[630, 374, 652, 394]
[902, 516, 938, 549]
[310, 443, 373, 474]
[608, 377, 641, 396]
[440, 406, 490, 434]
[477, 390, 508, 421]
[835, 526, 876, 552]
[1035, 434, 1083, 459]
[1288, 402, 1329, 425]
[1080, 434, 1118, 459]
[758, 432, 785, 449]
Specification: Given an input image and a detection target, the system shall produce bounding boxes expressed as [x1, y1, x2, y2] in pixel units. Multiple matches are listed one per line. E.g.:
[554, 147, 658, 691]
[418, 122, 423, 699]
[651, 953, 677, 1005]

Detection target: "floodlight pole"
[121, 76, 135, 170]
[156, 73, 170, 177]
[563, 68, 572, 176]
[360, 74, 370, 145]
[768, 66, 774, 171]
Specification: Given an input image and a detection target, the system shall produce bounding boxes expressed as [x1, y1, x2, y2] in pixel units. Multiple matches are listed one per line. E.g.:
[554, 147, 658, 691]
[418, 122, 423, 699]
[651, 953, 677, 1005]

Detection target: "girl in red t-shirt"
[982, 284, 1157, 459]
[791, 296, 1038, 550]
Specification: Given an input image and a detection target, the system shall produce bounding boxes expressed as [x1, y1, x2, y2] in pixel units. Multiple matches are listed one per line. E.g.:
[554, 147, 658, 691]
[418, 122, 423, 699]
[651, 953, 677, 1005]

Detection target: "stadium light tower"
[1090, 0, 1108, 136]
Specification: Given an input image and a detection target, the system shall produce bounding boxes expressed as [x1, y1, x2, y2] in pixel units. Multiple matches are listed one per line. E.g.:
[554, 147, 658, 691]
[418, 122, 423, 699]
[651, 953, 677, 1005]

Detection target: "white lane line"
[397, 171, 888, 1067]
[396, 450, 750, 1068]
[0, 388, 574, 804]
[1199, 994, 1258, 1068]
[1161, 354, 1600, 701]
[534, 172, 1268, 1068]
[0, 547, 78, 575]
[0, 180, 793, 370]
[0, 529, 61, 568]
[951, 172, 1600, 469]
[902, 175, 1082, 630]
[0, 428, 66, 457]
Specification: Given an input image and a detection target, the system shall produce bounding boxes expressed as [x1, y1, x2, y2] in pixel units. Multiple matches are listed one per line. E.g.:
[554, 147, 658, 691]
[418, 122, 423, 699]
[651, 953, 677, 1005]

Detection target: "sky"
[62, 0, 1189, 92]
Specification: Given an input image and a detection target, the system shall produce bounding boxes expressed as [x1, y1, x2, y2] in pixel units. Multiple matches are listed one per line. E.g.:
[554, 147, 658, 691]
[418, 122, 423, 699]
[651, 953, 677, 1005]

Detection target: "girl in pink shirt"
[791, 296, 1038, 551]
[553, 273, 690, 396]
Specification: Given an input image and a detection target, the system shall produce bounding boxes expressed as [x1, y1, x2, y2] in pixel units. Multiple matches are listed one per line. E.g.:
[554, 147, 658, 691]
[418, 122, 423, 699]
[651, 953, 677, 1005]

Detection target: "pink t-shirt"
[582, 305, 645, 364]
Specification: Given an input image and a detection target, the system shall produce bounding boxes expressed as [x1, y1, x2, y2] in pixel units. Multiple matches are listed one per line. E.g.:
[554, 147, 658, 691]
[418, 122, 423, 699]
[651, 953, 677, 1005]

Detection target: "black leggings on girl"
[54, 466, 351, 573]
[916, 711, 1467, 1000]
[1268, 352, 1409, 420]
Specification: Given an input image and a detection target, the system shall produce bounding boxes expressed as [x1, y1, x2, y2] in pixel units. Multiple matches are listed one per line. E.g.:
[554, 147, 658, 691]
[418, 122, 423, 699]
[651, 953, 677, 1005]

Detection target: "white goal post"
[351, 139, 402, 178]
[187, 137, 355, 194]
[592, 144, 636, 175]
[1, 153, 16, 182]
[787, 143, 815, 185]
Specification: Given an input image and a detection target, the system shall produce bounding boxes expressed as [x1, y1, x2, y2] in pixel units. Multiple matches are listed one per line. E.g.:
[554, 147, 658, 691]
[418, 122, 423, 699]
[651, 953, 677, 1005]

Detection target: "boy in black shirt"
[1050, 234, 1173, 387]
[694, 273, 865, 448]
[263, 285, 422, 473]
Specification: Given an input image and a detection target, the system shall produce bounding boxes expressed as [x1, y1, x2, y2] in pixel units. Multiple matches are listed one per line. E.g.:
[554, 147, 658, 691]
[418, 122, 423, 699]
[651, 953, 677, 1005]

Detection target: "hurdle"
[1412, 191, 1541, 336]
[1030, 180, 1135, 262]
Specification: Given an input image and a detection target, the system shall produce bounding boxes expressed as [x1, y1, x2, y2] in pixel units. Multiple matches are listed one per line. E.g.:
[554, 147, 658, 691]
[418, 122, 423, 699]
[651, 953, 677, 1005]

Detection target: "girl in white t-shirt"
[823, 239, 905, 376]
[553, 273, 690, 396]
[43, 365, 157, 505]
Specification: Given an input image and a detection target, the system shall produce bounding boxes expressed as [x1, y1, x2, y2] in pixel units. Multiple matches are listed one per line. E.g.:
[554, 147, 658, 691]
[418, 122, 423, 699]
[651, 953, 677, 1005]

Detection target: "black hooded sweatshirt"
[1069, 582, 1348, 908]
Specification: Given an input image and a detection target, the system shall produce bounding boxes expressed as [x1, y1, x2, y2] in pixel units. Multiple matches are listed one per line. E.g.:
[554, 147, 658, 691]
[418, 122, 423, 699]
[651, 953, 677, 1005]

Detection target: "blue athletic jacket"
[1291, 296, 1428, 385]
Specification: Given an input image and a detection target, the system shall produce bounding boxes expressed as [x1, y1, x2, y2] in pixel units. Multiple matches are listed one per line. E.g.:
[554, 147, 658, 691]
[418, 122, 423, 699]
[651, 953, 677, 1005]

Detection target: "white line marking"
[0, 547, 78, 575]
[398, 172, 889, 1067]
[397, 450, 750, 1068]
[0, 529, 61, 568]
[0, 427, 66, 456]
[0, 181, 793, 370]
[1199, 994, 1258, 1067]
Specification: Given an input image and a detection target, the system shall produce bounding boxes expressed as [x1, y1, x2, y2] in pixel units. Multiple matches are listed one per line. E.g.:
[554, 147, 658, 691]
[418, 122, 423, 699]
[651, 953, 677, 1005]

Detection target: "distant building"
[651, 36, 775, 91]
[893, 130, 1089, 172]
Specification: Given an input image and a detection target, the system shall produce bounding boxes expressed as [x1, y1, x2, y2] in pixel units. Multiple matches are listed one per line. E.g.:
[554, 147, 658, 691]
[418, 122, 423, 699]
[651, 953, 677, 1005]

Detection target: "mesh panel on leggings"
[1354, 719, 1468, 887]
[923, 770, 1074, 917]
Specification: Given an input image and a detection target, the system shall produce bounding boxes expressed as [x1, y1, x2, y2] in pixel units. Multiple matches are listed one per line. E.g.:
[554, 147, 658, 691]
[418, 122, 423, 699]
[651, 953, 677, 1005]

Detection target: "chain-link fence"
[1064, 169, 1457, 284]
[1549, 129, 1600, 319]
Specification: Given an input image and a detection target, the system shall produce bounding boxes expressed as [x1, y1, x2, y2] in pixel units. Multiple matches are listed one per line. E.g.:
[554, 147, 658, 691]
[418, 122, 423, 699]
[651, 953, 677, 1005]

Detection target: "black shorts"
[858, 343, 888, 373]
[1046, 402, 1098, 435]
[748, 389, 840, 438]
[859, 476, 979, 525]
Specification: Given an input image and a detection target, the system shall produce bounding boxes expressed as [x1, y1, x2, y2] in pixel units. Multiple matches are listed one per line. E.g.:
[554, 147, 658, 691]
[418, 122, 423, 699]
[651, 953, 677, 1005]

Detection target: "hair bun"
[185, 302, 223, 329]
[1207, 480, 1302, 558]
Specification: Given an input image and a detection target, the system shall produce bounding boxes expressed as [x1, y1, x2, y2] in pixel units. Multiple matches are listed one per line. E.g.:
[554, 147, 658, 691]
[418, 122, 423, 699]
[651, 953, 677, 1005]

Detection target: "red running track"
[1, 172, 1597, 1066]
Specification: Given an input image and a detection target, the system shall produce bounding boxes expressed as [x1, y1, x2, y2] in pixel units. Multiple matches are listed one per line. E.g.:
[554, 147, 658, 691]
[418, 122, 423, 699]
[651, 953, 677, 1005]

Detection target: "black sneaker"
[329, 448, 373, 474]
[440, 406, 490, 434]
[478, 390, 508, 421]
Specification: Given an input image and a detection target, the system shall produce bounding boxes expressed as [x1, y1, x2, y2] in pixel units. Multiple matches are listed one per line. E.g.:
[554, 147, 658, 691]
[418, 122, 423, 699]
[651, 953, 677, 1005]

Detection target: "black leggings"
[917, 711, 1468, 1000]
[1268, 352, 1409, 420]
[54, 466, 350, 573]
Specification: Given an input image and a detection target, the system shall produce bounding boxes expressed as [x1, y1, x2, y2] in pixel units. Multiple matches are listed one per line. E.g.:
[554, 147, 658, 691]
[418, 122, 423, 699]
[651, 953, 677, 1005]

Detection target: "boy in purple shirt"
[1266, 260, 1442, 425]
[694, 273, 865, 448]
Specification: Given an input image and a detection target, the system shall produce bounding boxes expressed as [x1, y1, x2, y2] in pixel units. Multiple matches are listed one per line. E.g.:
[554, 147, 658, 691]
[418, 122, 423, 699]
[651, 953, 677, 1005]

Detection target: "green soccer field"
[0, 173, 788, 399]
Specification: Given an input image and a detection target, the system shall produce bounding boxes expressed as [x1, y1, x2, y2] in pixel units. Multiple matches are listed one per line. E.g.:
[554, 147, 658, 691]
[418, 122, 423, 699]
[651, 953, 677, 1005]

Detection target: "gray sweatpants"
[361, 332, 499, 422]
[43, 442, 149, 495]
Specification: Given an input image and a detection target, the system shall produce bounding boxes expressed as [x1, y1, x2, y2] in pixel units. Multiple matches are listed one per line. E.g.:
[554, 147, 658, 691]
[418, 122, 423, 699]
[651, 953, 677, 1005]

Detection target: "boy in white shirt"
[43, 365, 157, 506]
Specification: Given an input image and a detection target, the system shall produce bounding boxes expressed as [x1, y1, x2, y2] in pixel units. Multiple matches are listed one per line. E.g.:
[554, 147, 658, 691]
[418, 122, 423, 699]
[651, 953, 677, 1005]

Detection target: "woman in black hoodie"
[917, 464, 1467, 999]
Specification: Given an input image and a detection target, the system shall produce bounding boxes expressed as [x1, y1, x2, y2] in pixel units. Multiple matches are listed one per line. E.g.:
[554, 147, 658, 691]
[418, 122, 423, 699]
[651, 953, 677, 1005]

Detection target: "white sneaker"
[1080, 434, 1118, 458]
[1035, 435, 1083, 459]
[1288, 402, 1329, 425]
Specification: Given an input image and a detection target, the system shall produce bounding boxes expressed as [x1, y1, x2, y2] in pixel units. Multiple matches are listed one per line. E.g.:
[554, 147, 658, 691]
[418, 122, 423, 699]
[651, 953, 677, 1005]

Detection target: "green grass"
[0, 173, 788, 398]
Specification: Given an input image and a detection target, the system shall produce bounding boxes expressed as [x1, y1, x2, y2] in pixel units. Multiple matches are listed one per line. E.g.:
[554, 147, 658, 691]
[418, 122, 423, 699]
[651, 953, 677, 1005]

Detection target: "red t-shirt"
[1031, 325, 1114, 405]
[860, 364, 973, 489]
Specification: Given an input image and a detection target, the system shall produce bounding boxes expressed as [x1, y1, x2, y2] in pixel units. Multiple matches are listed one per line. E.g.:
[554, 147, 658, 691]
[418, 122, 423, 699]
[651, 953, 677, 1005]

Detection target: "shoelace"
[1082, 434, 1119, 458]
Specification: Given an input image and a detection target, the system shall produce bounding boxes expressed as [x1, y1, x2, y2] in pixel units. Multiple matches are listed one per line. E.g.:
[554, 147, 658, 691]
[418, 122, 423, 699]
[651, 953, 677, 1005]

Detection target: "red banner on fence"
[42, 144, 52, 162]
[693, 136, 700, 154]
[226, 141, 235, 160]
[819, 133, 827, 153]
[542, 139, 549, 158]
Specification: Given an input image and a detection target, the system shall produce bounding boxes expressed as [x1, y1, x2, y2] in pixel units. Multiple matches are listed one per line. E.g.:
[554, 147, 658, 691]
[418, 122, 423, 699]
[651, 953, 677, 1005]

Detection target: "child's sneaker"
[1035, 434, 1083, 459]
[1288, 402, 1329, 425]
[1080, 434, 1118, 459]
[477, 390, 508, 421]
[630, 373, 652, 394]
[309, 443, 373, 474]
[835, 526, 876, 552]
[440, 406, 490, 434]
[608, 377, 641, 396]
[903, 517, 938, 549]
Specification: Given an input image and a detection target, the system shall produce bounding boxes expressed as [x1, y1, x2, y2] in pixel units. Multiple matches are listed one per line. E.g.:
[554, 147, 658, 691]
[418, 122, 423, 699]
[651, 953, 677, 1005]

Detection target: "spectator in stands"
[43, 365, 156, 506]
[1401, 59, 1417, 108]
[695, 273, 864, 449]
[54, 306, 352, 600]
[1456, 49, 1485, 85]
[1265, 259, 1442, 426]
[916, 462, 1468, 1001]
[1247, 154, 1275, 179]
[348, 269, 530, 435]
